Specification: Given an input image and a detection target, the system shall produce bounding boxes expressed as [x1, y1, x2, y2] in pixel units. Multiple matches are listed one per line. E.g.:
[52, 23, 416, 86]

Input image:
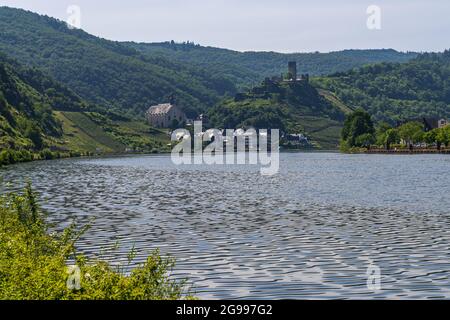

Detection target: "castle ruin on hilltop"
[234, 61, 310, 102]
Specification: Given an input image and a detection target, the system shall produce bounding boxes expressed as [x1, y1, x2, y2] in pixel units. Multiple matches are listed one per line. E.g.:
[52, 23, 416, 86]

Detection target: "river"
[1, 153, 450, 299]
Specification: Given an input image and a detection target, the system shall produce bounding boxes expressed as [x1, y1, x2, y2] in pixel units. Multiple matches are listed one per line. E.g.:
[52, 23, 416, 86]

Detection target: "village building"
[146, 102, 187, 128]
[422, 117, 449, 130]
[438, 118, 448, 128]
[285, 133, 310, 147]
[406, 117, 448, 132]
[398, 117, 449, 132]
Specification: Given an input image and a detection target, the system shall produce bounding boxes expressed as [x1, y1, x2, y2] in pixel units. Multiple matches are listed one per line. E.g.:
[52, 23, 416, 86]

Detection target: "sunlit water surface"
[2, 153, 450, 299]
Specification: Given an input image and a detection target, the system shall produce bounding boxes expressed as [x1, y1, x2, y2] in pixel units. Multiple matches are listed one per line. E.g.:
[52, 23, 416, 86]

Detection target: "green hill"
[314, 51, 450, 124]
[0, 52, 82, 151]
[205, 50, 450, 148]
[126, 41, 418, 89]
[0, 7, 237, 118]
[0, 7, 418, 119]
[208, 78, 351, 149]
[0, 52, 169, 164]
[1, 6, 443, 152]
[53, 111, 169, 154]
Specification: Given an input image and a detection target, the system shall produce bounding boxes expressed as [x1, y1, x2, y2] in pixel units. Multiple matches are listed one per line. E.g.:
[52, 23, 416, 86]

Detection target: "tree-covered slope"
[0, 52, 169, 162]
[0, 7, 237, 118]
[208, 79, 350, 149]
[127, 41, 418, 89]
[314, 51, 450, 124]
[1, 7, 439, 152]
[0, 52, 86, 151]
[0, 7, 420, 120]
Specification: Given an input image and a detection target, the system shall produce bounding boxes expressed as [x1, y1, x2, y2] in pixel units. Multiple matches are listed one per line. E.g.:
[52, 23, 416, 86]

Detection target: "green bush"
[38, 149, 56, 160]
[69, 151, 82, 158]
[0, 184, 194, 300]
[24, 124, 44, 150]
[0, 149, 34, 166]
[341, 109, 375, 148]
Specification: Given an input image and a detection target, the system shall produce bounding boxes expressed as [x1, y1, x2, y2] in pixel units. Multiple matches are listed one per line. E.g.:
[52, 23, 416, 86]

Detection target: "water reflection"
[1, 153, 450, 299]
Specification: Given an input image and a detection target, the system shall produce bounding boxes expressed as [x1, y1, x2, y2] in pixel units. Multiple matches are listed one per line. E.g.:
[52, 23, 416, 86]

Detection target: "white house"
[146, 103, 187, 128]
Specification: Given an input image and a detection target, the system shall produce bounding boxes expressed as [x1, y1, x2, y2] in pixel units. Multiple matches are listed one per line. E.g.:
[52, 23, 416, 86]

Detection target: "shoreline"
[364, 148, 450, 154]
[0, 149, 170, 169]
[4, 147, 449, 170]
[1, 148, 341, 169]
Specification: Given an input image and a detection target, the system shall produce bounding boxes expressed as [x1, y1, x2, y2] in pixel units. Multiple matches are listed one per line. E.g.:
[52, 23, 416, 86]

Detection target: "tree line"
[341, 109, 450, 151]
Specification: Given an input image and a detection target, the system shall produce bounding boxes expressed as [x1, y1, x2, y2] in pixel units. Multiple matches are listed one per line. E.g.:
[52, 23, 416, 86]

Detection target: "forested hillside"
[1, 6, 447, 152]
[127, 41, 418, 88]
[208, 79, 350, 149]
[0, 52, 169, 164]
[314, 51, 450, 123]
[0, 52, 84, 151]
[0, 7, 236, 118]
[0, 7, 419, 119]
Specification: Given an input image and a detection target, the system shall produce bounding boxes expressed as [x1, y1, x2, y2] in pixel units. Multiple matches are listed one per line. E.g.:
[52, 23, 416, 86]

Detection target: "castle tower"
[168, 93, 176, 105]
[288, 61, 297, 81]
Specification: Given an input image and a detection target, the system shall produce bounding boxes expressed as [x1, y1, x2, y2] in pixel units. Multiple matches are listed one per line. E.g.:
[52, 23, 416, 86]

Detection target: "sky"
[1, 0, 449, 53]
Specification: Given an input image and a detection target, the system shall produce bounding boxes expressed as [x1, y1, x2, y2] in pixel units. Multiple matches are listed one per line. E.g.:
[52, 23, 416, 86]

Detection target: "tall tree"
[341, 109, 375, 148]
[398, 122, 423, 148]
[384, 129, 400, 150]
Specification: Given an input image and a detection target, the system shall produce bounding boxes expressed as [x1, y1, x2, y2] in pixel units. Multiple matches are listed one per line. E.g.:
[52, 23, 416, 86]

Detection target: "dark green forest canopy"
[1, 52, 170, 161]
[0, 7, 237, 118]
[0, 7, 419, 119]
[1, 6, 448, 151]
[126, 41, 418, 90]
[0, 51, 89, 125]
[208, 80, 344, 133]
[341, 109, 375, 148]
[314, 51, 450, 124]
[0, 52, 74, 149]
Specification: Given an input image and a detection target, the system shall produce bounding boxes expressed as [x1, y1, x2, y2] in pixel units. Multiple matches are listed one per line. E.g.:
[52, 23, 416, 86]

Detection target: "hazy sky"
[1, 0, 449, 53]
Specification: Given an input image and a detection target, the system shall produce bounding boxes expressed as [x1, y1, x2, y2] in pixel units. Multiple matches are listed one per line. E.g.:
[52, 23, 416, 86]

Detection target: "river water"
[1, 153, 450, 299]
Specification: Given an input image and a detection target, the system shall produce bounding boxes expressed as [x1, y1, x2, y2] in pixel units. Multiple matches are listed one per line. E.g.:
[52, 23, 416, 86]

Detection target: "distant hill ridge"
[0, 53, 169, 157]
[0, 6, 418, 118]
[314, 50, 450, 123]
[207, 70, 350, 149]
[1, 6, 447, 151]
[0, 6, 237, 118]
[126, 41, 418, 88]
[0, 52, 82, 150]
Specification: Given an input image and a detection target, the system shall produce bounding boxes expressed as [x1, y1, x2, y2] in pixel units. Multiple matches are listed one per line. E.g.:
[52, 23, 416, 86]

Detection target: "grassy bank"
[0, 184, 193, 300]
[54, 111, 171, 155]
[0, 148, 88, 167]
[0, 110, 173, 168]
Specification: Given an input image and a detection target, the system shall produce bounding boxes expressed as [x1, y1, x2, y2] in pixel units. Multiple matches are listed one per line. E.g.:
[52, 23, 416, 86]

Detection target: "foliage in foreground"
[0, 184, 193, 300]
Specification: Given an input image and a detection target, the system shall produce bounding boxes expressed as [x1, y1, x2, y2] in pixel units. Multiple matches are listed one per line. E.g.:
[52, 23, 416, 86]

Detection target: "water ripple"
[1, 153, 450, 299]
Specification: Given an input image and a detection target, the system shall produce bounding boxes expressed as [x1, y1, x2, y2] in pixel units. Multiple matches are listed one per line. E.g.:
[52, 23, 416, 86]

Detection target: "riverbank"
[1, 146, 339, 168]
[0, 148, 168, 168]
[365, 148, 450, 154]
[4, 153, 449, 299]
[0, 148, 86, 167]
[0, 183, 193, 300]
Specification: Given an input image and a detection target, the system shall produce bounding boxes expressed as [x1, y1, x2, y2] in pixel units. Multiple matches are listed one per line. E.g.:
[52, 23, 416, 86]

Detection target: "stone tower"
[288, 61, 297, 81]
[168, 93, 176, 105]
